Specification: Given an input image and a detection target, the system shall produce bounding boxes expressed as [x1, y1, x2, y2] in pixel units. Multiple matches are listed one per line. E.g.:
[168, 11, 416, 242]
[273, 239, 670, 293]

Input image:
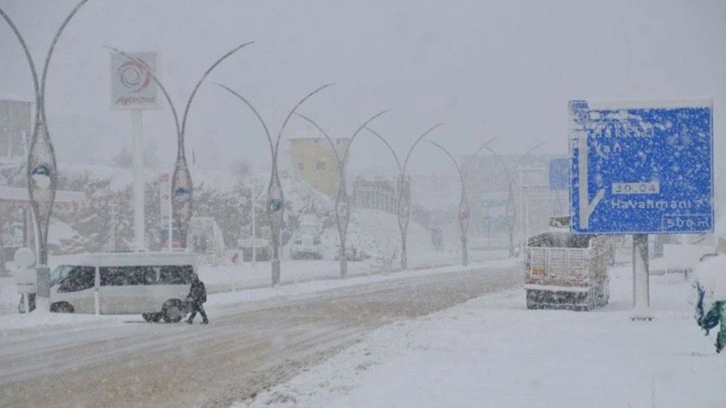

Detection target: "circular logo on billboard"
[118, 60, 152, 93]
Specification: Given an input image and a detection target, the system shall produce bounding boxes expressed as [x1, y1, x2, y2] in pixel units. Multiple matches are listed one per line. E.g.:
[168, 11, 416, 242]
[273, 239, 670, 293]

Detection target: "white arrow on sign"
[578, 133, 605, 229]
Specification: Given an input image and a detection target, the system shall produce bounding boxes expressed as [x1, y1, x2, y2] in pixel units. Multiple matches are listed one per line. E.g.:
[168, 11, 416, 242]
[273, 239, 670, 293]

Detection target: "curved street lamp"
[217, 83, 334, 286]
[426, 141, 469, 265]
[293, 109, 389, 278]
[1, 0, 90, 307]
[104, 42, 254, 250]
[363, 123, 444, 270]
[482, 142, 545, 256]
[425, 137, 498, 266]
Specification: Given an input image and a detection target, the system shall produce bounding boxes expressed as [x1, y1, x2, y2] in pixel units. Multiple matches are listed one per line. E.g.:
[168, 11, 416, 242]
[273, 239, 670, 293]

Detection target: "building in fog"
[464, 153, 567, 248]
[0, 100, 31, 162]
[288, 136, 350, 199]
[352, 175, 410, 215]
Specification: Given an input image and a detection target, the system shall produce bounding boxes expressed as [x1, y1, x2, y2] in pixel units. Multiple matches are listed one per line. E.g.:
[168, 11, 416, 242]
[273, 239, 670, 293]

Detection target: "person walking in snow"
[186, 273, 208, 324]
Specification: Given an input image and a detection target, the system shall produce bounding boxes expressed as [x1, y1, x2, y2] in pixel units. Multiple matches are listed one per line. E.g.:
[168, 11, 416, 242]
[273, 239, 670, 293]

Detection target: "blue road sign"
[549, 158, 570, 190]
[569, 99, 713, 234]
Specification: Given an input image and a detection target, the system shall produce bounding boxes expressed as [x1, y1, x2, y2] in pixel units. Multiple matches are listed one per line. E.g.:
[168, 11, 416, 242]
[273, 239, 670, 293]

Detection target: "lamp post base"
[271, 259, 280, 287]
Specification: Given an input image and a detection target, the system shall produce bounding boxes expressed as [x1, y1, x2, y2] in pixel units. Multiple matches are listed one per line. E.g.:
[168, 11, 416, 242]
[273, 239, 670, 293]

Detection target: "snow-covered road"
[0, 263, 519, 407]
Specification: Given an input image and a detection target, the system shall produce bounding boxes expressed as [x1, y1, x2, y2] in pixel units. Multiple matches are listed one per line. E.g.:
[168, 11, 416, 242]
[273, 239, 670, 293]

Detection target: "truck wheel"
[526, 290, 538, 310]
[162, 299, 185, 323]
[583, 291, 596, 311]
[51, 302, 74, 313]
[597, 286, 606, 307]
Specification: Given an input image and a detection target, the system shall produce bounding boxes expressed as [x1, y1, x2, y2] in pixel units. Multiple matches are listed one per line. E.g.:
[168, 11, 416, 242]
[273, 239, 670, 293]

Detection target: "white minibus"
[49, 251, 197, 322]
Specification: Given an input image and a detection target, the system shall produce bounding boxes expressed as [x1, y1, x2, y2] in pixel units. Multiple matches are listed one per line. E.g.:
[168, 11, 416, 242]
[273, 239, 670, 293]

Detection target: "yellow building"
[289, 136, 350, 199]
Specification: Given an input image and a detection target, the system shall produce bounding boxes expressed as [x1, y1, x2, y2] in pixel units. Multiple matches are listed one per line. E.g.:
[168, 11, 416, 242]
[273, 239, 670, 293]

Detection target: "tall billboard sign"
[110, 52, 160, 110]
[569, 99, 713, 234]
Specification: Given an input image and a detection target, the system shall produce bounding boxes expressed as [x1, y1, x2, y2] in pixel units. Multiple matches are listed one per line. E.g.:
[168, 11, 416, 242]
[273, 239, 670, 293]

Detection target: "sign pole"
[570, 99, 713, 320]
[110, 51, 160, 251]
[110, 202, 115, 251]
[252, 183, 257, 268]
[168, 173, 172, 251]
[519, 168, 524, 245]
[630, 234, 652, 320]
[158, 172, 172, 250]
[132, 109, 145, 251]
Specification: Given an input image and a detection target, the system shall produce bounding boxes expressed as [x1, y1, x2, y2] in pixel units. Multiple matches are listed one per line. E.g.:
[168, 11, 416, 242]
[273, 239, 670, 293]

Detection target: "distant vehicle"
[548, 215, 571, 230]
[49, 251, 197, 322]
[238, 225, 272, 262]
[334, 236, 370, 262]
[290, 221, 323, 260]
[524, 231, 610, 311]
[238, 238, 272, 262]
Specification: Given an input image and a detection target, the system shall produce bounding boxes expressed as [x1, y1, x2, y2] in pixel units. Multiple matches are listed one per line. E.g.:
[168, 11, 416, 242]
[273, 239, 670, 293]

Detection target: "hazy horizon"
[1, 0, 724, 177]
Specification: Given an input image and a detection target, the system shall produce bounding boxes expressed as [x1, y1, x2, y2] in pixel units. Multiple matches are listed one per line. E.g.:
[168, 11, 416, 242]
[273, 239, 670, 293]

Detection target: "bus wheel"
[162, 299, 185, 323]
[51, 302, 74, 313]
[142, 313, 162, 322]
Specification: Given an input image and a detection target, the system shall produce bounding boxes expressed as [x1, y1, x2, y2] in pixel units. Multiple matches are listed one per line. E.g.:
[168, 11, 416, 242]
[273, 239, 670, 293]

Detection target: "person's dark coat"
[189, 279, 207, 303]
[186, 275, 208, 324]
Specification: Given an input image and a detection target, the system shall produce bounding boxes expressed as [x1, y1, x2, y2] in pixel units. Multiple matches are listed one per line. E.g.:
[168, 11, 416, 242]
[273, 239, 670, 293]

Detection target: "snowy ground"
[234, 264, 725, 408]
[1, 253, 724, 408]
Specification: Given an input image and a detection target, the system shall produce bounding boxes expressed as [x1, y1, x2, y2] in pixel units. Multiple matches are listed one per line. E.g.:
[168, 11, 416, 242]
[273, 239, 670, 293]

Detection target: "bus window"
[142, 266, 158, 285]
[58, 267, 95, 292]
[99, 265, 192, 286]
[100, 267, 128, 286]
[100, 266, 157, 286]
[50, 265, 74, 287]
[128, 266, 155, 285]
[159, 265, 194, 284]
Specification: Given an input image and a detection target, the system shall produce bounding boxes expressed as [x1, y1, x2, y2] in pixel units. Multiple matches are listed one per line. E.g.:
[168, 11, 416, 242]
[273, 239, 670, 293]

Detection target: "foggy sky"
[1, 0, 724, 177]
